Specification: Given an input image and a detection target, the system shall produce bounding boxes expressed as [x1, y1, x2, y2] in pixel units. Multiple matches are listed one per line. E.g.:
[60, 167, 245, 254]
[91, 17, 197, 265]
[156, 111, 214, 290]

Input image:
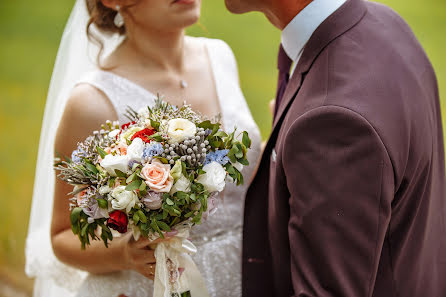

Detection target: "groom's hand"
[280, 106, 394, 296]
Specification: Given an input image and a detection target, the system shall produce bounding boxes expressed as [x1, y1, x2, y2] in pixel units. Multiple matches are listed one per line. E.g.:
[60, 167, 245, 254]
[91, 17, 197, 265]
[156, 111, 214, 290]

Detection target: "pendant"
[180, 80, 188, 89]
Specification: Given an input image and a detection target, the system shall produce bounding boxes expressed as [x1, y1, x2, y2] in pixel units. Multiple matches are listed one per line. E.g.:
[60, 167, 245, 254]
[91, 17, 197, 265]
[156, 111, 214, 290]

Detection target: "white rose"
[167, 118, 197, 144]
[108, 129, 120, 139]
[127, 137, 145, 162]
[98, 185, 112, 195]
[196, 161, 226, 193]
[100, 154, 129, 176]
[109, 186, 139, 213]
[170, 175, 191, 195]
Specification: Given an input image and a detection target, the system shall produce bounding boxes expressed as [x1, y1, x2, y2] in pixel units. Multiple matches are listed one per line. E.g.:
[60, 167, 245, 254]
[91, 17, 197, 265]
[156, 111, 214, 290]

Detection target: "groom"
[226, 0, 446, 296]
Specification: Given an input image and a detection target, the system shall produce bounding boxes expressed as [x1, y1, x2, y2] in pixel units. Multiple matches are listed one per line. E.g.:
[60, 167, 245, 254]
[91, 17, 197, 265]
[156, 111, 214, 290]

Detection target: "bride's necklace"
[180, 79, 188, 89]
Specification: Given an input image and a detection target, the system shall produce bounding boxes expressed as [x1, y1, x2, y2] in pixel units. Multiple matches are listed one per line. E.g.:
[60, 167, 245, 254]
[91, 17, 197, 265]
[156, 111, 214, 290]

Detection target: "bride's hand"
[120, 232, 177, 280]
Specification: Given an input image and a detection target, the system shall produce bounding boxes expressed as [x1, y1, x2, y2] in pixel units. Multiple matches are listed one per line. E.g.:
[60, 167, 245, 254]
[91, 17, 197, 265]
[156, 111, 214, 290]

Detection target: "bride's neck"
[118, 26, 186, 73]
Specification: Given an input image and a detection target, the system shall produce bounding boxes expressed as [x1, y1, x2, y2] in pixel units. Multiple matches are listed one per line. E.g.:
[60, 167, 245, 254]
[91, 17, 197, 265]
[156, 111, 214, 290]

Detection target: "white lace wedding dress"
[28, 36, 261, 297]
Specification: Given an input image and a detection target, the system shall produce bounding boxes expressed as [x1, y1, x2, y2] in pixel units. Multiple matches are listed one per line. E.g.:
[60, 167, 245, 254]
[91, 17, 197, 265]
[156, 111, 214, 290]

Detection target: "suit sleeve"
[281, 106, 394, 297]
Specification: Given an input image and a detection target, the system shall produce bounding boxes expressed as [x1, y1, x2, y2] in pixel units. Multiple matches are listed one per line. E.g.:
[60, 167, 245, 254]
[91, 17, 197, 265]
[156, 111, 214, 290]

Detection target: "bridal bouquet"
[54, 97, 251, 297]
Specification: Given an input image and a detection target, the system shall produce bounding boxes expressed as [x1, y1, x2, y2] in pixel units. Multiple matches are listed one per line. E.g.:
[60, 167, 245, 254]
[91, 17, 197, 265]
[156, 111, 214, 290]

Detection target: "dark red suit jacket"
[242, 0, 446, 296]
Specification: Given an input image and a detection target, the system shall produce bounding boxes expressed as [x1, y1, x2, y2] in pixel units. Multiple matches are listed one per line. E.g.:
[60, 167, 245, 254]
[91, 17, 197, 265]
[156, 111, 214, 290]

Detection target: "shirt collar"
[281, 0, 347, 62]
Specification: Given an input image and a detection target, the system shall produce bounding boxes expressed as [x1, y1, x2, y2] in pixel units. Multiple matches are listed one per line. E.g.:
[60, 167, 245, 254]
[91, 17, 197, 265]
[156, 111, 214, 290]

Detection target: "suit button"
[247, 257, 264, 263]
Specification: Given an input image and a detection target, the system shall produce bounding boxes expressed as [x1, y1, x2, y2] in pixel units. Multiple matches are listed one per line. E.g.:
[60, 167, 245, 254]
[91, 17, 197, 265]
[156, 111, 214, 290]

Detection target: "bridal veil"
[25, 0, 123, 295]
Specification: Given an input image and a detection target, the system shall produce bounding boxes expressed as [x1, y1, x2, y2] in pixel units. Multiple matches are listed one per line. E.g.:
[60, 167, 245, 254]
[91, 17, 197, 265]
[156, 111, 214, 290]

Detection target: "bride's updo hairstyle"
[85, 0, 134, 66]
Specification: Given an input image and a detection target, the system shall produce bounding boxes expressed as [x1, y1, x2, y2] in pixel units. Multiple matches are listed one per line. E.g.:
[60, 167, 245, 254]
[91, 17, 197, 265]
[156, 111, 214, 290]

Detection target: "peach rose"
[141, 159, 174, 193]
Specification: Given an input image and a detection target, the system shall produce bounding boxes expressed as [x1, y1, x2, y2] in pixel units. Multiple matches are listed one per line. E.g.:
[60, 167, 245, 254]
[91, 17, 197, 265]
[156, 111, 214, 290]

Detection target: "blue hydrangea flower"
[204, 149, 230, 166]
[143, 143, 164, 159]
[71, 149, 84, 163]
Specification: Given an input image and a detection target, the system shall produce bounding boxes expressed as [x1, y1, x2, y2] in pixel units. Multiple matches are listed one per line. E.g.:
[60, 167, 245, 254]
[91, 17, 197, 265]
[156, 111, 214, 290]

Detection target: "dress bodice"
[71, 37, 262, 297]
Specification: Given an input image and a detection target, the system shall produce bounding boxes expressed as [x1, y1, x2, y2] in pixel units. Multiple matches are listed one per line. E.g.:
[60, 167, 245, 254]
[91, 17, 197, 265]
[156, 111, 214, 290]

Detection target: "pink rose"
[141, 159, 174, 193]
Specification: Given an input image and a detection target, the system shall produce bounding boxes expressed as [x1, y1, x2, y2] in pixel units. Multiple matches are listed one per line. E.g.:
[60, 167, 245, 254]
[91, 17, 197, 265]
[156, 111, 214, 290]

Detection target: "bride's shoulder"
[187, 36, 239, 76]
[186, 36, 235, 58]
[62, 83, 117, 129]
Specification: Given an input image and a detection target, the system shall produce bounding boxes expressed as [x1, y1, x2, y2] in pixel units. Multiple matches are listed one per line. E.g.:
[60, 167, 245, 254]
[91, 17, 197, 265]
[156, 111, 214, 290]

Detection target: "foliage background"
[0, 0, 445, 293]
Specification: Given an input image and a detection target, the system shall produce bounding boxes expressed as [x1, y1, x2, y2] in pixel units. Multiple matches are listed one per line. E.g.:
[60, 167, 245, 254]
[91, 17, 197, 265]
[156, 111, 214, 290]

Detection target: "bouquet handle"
[153, 236, 209, 297]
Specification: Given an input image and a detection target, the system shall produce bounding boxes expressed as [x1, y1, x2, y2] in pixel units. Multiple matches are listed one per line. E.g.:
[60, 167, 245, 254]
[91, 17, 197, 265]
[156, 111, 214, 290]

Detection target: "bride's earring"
[114, 5, 124, 28]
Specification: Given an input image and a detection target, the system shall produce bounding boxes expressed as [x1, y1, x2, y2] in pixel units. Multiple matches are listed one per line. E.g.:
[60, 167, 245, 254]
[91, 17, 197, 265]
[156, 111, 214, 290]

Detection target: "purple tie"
[273, 44, 293, 120]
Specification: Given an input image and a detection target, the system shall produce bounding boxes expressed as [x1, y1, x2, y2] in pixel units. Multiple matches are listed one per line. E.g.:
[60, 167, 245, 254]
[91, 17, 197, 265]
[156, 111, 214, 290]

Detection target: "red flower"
[131, 128, 156, 143]
[121, 121, 136, 130]
[117, 121, 137, 140]
[107, 210, 128, 233]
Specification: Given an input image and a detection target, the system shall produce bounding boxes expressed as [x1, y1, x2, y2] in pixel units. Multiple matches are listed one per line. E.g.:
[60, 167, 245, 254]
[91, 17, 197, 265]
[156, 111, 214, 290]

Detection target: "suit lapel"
[271, 0, 367, 133]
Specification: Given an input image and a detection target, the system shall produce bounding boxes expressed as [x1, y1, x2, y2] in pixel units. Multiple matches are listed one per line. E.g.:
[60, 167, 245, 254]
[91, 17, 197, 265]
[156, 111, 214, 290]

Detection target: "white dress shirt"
[281, 0, 347, 73]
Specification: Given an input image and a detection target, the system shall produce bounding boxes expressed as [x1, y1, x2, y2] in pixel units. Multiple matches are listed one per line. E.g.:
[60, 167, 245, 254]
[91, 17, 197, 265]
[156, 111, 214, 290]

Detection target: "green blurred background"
[0, 0, 445, 294]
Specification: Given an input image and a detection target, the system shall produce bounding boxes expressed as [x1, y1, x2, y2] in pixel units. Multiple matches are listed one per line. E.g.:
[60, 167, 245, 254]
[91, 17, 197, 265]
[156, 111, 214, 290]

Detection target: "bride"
[25, 0, 262, 296]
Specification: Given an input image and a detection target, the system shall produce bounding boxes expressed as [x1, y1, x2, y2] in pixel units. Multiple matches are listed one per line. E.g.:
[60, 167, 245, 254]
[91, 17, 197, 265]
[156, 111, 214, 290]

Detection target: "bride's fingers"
[131, 231, 178, 249]
[138, 263, 156, 280]
[133, 249, 156, 264]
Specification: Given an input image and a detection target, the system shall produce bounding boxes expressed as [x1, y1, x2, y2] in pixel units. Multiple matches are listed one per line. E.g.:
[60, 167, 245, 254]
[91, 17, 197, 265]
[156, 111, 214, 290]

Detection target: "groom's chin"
[224, 0, 251, 14]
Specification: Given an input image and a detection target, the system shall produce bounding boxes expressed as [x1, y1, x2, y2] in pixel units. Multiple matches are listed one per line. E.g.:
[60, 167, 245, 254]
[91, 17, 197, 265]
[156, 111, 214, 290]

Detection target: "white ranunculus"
[109, 186, 139, 213]
[167, 118, 197, 144]
[196, 161, 227, 193]
[100, 154, 129, 176]
[170, 175, 191, 195]
[127, 137, 145, 162]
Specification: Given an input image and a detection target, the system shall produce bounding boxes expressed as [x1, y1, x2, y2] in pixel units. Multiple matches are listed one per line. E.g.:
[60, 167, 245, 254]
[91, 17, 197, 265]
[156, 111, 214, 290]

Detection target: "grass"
[0, 0, 445, 289]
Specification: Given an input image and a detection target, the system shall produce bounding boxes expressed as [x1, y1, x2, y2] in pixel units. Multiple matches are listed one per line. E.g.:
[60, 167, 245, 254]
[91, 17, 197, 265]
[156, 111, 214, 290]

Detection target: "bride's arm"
[50, 85, 157, 277]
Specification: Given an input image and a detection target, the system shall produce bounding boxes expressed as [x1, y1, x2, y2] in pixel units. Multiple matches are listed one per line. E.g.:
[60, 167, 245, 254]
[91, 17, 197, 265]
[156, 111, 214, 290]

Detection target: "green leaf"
[126, 172, 136, 184]
[156, 221, 171, 232]
[115, 169, 127, 177]
[189, 193, 197, 202]
[133, 213, 140, 224]
[235, 143, 244, 159]
[166, 198, 174, 206]
[81, 223, 89, 237]
[197, 120, 214, 130]
[238, 158, 250, 166]
[184, 211, 195, 218]
[139, 181, 147, 191]
[155, 157, 169, 164]
[97, 199, 108, 209]
[149, 133, 163, 142]
[71, 208, 83, 225]
[137, 210, 148, 223]
[96, 146, 108, 158]
[85, 162, 99, 174]
[227, 147, 238, 163]
[150, 119, 160, 130]
[176, 191, 189, 200]
[126, 179, 142, 191]
[214, 131, 228, 138]
[242, 131, 251, 148]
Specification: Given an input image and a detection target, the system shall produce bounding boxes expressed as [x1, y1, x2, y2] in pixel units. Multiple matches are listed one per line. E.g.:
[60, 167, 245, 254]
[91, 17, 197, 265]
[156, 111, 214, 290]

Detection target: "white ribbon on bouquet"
[152, 224, 209, 297]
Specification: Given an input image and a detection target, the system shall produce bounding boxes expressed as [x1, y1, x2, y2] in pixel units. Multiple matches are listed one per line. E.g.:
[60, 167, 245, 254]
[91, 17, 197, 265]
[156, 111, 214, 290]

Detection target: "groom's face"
[224, 0, 264, 14]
